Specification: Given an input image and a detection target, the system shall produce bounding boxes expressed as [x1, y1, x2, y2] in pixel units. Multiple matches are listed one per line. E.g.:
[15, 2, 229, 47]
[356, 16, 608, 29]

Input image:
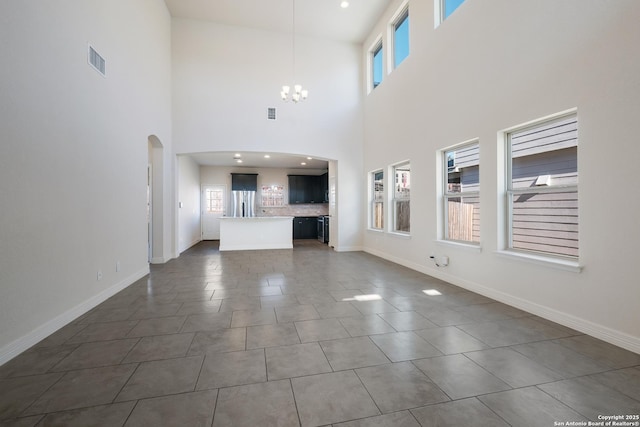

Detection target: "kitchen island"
[219, 216, 294, 251]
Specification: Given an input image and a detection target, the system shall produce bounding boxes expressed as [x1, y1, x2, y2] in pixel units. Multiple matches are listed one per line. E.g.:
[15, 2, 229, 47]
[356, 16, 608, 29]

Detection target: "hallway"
[1, 241, 639, 426]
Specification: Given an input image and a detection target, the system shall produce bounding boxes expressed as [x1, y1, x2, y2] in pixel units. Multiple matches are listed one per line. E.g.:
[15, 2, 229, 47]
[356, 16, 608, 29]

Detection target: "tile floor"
[1, 240, 639, 426]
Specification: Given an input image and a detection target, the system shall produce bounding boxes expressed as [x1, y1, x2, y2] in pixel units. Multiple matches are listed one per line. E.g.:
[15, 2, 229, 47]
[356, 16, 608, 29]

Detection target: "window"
[261, 185, 284, 207]
[371, 170, 384, 229]
[506, 113, 578, 259]
[372, 42, 383, 89]
[437, 0, 466, 24]
[443, 141, 480, 243]
[393, 8, 409, 68]
[205, 188, 224, 213]
[392, 162, 411, 233]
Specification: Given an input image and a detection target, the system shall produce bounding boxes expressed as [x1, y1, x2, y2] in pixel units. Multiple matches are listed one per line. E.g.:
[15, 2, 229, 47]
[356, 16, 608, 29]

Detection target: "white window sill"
[435, 240, 481, 253]
[367, 228, 385, 234]
[388, 231, 411, 239]
[495, 250, 582, 273]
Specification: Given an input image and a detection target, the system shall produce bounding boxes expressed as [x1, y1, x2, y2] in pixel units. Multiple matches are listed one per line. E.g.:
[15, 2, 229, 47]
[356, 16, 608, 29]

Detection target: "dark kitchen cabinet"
[303, 175, 319, 203]
[321, 173, 328, 202]
[288, 174, 327, 204]
[293, 217, 317, 239]
[288, 175, 304, 204]
[231, 173, 258, 191]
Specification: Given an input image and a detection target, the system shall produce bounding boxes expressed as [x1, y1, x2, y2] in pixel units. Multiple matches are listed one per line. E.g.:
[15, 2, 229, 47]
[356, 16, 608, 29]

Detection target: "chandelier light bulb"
[281, 82, 308, 103]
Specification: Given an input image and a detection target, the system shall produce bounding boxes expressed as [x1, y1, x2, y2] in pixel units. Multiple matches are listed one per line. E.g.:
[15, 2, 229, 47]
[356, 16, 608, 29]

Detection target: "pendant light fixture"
[280, 0, 308, 103]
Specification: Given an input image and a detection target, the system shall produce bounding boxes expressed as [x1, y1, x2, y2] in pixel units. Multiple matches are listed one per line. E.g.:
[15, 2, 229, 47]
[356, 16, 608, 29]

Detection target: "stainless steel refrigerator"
[231, 191, 256, 217]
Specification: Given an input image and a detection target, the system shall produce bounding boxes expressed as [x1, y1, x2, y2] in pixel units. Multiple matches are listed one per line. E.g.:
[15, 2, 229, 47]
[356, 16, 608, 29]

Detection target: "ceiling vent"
[88, 44, 106, 76]
[267, 108, 276, 120]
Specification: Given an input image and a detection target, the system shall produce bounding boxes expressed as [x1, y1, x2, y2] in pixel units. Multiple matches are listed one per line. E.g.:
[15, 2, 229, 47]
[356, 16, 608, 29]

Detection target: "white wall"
[361, 0, 640, 352]
[0, 0, 172, 363]
[171, 18, 364, 251]
[178, 155, 202, 252]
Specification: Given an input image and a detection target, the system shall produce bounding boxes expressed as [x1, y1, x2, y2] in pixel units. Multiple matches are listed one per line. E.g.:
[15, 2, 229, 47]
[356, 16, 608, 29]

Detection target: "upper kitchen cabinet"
[288, 174, 327, 204]
[231, 173, 258, 191]
[288, 175, 303, 204]
[321, 172, 328, 203]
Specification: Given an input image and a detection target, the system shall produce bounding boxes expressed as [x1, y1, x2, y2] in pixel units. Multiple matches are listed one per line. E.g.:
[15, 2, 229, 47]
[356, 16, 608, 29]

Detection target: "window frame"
[505, 111, 579, 261]
[370, 169, 385, 231]
[442, 139, 480, 245]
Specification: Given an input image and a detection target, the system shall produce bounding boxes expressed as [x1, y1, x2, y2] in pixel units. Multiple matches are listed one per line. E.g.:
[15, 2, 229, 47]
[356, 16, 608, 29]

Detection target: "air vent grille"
[267, 108, 276, 120]
[88, 45, 106, 76]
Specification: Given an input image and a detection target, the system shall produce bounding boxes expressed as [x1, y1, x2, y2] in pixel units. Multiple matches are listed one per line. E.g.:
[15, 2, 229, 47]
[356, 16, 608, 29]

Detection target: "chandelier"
[280, 0, 308, 103]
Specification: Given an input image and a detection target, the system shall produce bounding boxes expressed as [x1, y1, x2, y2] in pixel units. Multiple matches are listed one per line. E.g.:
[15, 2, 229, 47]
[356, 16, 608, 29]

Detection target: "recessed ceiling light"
[301, 162, 307, 166]
[234, 153, 242, 158]
[236, 159, 243, 163]
[264, 154, 271, 158]
[340, 1, 349, 8]
[306, 157, 313, 160]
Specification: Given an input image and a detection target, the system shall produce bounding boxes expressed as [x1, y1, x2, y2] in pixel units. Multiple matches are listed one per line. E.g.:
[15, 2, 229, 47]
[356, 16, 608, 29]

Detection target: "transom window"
[393, 8, 409, 69]
[372, 42, 383, 89]
[443, 0, 465, 20]
[437, 0, 466, 25]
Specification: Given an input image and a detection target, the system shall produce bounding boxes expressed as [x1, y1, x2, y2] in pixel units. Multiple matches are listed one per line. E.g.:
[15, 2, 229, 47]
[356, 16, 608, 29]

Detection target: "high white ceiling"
[164, 0, 391, 44]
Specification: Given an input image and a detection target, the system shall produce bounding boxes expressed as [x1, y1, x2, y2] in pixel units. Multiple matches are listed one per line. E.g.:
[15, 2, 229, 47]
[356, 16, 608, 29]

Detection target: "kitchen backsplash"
[259, 204, 329, 217]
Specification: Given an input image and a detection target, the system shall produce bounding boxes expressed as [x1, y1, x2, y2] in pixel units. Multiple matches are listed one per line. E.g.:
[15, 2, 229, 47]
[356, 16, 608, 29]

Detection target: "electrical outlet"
[116, 261, 121, 272]
[97, 270, 102, 281]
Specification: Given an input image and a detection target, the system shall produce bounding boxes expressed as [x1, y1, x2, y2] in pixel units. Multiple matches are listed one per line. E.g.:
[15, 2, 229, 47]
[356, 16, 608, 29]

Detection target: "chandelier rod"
[280, 0, 307, 102]
[292, 0, 296, 83]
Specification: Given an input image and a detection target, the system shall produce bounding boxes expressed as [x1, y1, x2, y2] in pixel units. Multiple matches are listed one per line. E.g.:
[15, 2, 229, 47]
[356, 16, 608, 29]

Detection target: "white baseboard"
[363, 247, 640, 355]
[179, 238, 202, 254]
[333, 245, 363, 252]
[0, 266, 150, 366]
